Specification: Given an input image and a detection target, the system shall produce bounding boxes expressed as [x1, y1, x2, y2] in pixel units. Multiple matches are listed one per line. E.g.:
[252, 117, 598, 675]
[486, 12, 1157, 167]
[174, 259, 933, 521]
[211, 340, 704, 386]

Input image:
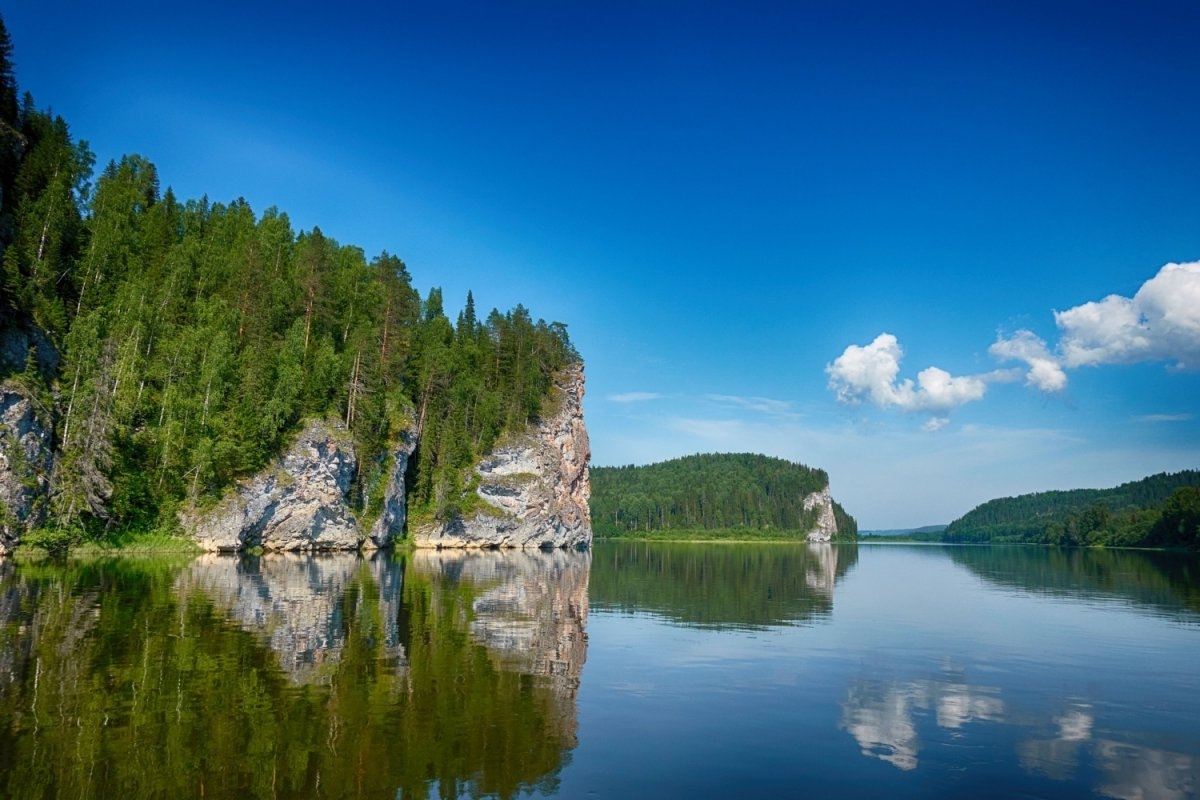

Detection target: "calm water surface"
[1, 542, 1197, 798]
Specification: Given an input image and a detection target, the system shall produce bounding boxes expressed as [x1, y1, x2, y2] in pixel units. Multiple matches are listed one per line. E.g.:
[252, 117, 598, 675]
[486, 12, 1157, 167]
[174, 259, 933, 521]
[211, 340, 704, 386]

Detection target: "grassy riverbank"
[12, 529, 202, 557]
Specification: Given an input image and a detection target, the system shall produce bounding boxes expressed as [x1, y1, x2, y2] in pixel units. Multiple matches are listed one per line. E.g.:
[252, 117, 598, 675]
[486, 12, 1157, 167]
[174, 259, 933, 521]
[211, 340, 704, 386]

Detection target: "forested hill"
[590, 453, 857, 539]
[943, 471, 1200, 548]
[0, 15, 578, 540]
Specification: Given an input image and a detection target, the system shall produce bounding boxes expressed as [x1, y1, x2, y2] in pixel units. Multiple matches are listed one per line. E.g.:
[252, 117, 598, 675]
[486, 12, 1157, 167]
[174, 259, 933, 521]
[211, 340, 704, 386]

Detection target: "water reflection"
[1017, 702, 1095, 781]
[412, 549, 589, 696]
[840, 670, 1006, 771]
[589, 541, 858, 629]
[949, 545, 1200, 617]
[174, 552, 405, 682]
[1018, 701, 1197, 800]
[0, 549, 589, 800]
[841, 667, 1197, 798]
[1094, 741, 1197, 800]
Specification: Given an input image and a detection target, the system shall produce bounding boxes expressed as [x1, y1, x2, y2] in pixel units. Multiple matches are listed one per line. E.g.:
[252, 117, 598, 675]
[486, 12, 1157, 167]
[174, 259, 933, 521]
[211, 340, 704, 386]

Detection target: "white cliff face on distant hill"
[413, 363, 592, 549]
[804, 486, 839, 542]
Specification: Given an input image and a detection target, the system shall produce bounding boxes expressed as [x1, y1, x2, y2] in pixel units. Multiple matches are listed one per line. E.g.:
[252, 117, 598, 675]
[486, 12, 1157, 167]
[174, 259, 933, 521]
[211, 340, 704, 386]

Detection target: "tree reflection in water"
[0, 549, 590, 800]
[588, 541, 858, 629]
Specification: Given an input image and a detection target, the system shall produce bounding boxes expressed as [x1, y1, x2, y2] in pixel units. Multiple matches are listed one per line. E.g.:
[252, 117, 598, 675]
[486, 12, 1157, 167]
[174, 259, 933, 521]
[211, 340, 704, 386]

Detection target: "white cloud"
[608, 391, 662, 403]
[705, 394, 795, 416]
[1056, 261, 1200, 369]
[837, 262, 1200, 415]
[1134, 413, 1193, 423]
[923, 417, 950, 432]
[909, 366, 988, 411]
[826, 333, 989, 415]
[989, 330, 1068, 392]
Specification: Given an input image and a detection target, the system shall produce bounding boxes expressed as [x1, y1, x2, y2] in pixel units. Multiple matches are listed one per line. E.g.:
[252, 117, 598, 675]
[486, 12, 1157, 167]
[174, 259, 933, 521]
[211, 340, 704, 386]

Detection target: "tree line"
[942, 471, 1200, 548]
[589, 452, 857, 539]
[0, 15, 578, 543]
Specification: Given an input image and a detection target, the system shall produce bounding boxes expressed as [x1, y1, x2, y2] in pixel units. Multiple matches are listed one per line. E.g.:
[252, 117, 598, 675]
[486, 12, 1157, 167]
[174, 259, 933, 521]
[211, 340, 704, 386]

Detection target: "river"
[0, 542, 1197, 798]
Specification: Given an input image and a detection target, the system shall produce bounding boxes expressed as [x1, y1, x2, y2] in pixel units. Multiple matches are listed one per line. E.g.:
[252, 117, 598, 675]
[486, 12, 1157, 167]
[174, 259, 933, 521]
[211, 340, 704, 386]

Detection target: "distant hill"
[943, 471, 1200, 548]
[861, 525, 946, 539]
[589, 453, 856, 540]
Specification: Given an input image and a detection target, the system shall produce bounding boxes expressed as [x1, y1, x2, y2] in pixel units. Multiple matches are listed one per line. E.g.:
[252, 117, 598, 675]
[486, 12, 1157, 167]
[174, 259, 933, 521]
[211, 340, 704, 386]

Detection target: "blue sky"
[6, 1, 1199, 528]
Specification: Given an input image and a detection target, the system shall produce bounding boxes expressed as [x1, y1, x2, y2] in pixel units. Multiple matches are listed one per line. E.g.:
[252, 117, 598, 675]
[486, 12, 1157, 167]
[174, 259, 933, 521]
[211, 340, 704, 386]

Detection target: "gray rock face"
[414, 363, 592, 549]
[0, 385, 54, 553]
[185, 418, 361, 551]
[0, 324, 59, 378]
[804, 486, 840, 542]
[367, 429, 417, 548]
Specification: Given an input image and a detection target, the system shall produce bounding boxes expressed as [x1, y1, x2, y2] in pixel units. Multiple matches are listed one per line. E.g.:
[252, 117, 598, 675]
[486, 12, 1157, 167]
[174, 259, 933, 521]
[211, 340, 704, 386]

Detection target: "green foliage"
[943, 470, 1200, 548]
[20, 524, 83, 556]
[832, 500, 857, 539]
[1147, 486, 1200, 548]
[0, 18, 580, 544]
[590, 453, 856, 539]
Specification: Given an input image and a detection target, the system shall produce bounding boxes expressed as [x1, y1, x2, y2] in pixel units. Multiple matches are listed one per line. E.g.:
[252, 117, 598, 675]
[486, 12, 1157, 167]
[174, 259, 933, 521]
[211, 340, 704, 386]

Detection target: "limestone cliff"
[366, 429, 417, 549]
[0, 384, 54, 553]
[803, 486, 839, 543]
[413, 363, 592, 549]
[185, 418, 362, 551]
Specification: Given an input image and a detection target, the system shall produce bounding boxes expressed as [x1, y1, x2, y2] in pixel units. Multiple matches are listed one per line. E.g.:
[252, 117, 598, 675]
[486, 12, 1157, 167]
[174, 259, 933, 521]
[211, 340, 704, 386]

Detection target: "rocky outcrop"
[414, 363, 592, 549]
[185, 418, 361, 551]
[804, 486, 839, 542]
[367, 429, 417, 548]
[0, 384, 54, 553]
[0, 323, 59, 380]
[183, 364, 593, 553]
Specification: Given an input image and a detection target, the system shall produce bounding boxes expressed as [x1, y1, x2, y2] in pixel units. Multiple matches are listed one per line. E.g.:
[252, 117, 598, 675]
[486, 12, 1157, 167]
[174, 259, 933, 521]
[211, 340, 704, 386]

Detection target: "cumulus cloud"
[826, 333, 989, 415]
[828, 261, 1200, 422]
[989, 330, 1068, 392]
[1056, 261, 1200, 369]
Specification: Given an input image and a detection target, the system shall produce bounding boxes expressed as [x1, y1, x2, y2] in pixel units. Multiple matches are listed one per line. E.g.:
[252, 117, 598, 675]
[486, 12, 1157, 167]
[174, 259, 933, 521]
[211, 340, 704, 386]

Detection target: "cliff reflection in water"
[0, 549, 590, 800]
[412, 549, 589, 697]
[589, 540, 858, 629]
[174, 553, 406, 682]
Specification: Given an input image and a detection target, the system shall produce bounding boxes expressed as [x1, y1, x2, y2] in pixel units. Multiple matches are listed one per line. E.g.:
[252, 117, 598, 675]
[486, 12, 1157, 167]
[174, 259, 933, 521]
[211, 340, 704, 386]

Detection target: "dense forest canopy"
[943, 471, 1200, 548]
[590, 453, 857, 539]
[0, 15, 578, 542]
